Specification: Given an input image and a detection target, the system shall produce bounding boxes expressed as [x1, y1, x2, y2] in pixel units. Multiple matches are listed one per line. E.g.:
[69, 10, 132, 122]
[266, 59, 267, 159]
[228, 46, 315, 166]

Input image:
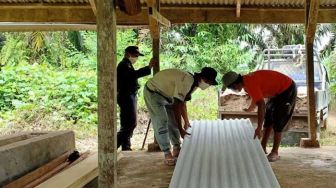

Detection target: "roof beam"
[236, 0, 241, 18]
[0, 23, 96, 31]
[1, 5, 336, 24]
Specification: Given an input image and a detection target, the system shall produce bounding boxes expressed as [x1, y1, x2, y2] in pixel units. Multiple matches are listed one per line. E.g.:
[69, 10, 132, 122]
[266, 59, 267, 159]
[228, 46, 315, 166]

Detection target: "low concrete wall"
[0, 131, 75, 186]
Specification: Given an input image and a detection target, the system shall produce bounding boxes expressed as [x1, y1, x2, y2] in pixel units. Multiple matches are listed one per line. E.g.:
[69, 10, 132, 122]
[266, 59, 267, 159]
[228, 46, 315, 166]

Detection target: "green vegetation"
[0, 24, 335, 146]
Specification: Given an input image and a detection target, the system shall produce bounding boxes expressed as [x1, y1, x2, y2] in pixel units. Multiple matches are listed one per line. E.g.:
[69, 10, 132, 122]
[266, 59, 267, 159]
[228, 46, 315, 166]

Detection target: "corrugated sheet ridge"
[169, 119, 280, 188]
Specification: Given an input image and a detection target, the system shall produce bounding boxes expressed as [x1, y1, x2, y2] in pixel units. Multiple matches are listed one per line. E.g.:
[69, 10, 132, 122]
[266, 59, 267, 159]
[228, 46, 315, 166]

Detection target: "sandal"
[267, 152, 280, 162]
[164, 158, 176, 166]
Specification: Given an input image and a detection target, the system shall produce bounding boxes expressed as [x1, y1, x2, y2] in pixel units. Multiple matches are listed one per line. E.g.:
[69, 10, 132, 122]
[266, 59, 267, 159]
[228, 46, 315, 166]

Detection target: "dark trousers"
[117, 93, 137, 149]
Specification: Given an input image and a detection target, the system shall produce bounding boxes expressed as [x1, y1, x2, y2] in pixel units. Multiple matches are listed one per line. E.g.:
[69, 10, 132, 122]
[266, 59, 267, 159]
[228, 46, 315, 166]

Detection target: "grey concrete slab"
[0, 131, 75, 186]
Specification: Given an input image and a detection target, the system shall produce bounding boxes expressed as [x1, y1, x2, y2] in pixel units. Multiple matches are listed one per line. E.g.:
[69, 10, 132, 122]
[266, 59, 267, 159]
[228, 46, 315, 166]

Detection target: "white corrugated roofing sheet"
[169, 119, 280, 188]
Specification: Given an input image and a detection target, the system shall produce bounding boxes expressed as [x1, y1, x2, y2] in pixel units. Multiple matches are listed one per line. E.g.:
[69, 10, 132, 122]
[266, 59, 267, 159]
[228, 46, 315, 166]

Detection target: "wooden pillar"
[153, 37, 160, 73]
[147, 0, 162, 152]
[97, 0, 118, 187]
[153, 0, 160, 74]
[300, 0, 320, 148]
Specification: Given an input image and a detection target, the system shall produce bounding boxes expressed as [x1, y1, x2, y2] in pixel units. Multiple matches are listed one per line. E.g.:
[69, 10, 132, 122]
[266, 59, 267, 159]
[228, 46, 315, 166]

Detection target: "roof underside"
[0, 0, 336, 7]
[0, 0, 336, 30]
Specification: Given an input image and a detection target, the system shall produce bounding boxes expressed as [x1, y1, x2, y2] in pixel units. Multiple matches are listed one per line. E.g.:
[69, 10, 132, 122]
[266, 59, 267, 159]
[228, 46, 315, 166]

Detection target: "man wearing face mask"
[143, 67, 218, 165]
[117, 46, 156, 151]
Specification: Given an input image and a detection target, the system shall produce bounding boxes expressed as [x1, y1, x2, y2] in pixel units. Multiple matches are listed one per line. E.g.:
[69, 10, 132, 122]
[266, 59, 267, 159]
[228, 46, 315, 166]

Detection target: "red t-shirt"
[243, 70, 293, 104]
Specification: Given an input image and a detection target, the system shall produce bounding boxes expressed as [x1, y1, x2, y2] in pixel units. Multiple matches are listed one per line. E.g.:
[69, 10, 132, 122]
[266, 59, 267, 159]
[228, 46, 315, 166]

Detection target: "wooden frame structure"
[1, 0, 335, 187]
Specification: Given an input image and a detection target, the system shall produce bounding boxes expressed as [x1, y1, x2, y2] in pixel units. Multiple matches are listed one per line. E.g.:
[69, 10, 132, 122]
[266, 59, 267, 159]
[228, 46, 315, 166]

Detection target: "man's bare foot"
[267, 152, 280, 162]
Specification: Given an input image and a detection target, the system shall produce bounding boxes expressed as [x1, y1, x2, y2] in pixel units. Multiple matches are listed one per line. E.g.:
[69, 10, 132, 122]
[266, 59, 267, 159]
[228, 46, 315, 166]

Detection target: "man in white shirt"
[144, 67, 218, 166]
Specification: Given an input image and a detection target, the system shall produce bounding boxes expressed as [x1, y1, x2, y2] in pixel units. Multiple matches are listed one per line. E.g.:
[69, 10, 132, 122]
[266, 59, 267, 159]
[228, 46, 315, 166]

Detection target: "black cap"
[200, 67, 218, 85]
[125, 46, 144, 56]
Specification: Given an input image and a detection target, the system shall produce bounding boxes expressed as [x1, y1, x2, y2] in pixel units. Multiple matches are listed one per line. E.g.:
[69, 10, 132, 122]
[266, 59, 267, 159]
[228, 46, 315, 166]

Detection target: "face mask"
[199, 80, 210, 90]
[129, 56, 138, 64]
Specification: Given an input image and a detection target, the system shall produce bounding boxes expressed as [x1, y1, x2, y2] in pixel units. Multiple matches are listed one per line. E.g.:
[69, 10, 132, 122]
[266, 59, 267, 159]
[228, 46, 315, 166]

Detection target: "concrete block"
[0, 131, 75, 186]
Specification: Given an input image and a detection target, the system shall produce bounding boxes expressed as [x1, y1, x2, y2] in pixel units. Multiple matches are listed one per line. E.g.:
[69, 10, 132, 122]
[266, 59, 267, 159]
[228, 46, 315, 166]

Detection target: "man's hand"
[254, 127, 262, 139]
[179, 128, 191, 139]
[243, 108, 250, 112]
[148, 58, 157, 68]
[184, 122, 191, 130]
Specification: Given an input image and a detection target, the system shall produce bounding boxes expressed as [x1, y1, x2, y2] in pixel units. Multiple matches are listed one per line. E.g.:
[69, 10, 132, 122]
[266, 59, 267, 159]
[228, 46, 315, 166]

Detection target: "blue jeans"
[143, 86, 181, 155]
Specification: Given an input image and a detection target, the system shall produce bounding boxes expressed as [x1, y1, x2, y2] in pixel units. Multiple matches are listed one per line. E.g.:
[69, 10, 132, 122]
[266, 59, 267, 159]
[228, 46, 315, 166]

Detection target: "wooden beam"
[300, 0, 320, 148]
[97, 0, 117, 187]
[147, 0, 160, 39]
[236, 0, 241, 18]
[0, 23, 96, 31]
[306, 0, 319, 43]
[150, 8, 171, 27]
[89, 0, 97, 16]
[1, 5, 336, 24]
[35, 153, 122, 188]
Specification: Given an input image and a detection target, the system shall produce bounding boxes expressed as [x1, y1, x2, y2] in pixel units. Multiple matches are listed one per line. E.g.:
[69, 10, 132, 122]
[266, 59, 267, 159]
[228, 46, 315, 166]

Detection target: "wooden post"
[147, 0, 162, 152]
[153, 38, 160, 73]
[300, 0, 320, 148]
[97, 0, 118, 187]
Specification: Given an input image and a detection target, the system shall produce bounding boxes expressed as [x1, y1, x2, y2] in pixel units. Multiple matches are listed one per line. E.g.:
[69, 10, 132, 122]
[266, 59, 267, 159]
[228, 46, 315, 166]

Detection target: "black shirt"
[117, 58, 151, 94]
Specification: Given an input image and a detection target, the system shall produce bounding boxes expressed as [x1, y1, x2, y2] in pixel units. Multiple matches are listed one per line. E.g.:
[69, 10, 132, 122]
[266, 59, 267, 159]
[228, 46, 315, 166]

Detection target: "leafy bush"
[0, 63, 97, 125]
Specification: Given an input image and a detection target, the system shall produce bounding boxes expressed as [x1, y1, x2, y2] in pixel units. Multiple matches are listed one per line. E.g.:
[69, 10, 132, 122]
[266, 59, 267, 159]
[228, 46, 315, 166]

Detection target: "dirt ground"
[117, 147, 336, 188]
[219, 93, 308, 113]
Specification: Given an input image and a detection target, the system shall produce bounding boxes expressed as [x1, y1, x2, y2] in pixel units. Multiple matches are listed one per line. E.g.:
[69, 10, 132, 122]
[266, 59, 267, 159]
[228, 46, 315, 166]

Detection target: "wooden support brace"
[236, 0, 241, 18]
[147, 0, 170, 39]
[89, 0, 97, 16]
[149, 7, 171, 27]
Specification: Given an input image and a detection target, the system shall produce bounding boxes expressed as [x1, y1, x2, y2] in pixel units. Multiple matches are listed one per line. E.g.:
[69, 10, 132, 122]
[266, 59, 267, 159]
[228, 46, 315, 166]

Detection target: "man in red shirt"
[222, 70, 297, 161]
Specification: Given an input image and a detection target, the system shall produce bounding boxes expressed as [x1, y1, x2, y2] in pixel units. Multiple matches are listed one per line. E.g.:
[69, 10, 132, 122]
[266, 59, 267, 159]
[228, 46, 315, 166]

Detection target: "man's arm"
[134, 58, 156, 78]
[254, 99, 266, 139]
[181, 102, 191, 129]
[172, 100, 190, 138]
[244, 102, 256, 112]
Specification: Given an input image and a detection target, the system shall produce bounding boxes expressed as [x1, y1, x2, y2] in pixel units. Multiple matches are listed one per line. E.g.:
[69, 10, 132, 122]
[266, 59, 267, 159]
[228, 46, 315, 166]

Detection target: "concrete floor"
[117, 147, 336, 188]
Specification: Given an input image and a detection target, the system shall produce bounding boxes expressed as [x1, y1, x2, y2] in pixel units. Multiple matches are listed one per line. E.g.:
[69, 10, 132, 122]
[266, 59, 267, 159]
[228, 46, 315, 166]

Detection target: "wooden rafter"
[236, 0, 241, 18]
[1, 5, 336, 24]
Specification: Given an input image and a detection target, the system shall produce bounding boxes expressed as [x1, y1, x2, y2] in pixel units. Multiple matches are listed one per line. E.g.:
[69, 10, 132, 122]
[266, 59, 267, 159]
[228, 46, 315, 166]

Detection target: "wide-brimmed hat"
[221, 71, 239, 91]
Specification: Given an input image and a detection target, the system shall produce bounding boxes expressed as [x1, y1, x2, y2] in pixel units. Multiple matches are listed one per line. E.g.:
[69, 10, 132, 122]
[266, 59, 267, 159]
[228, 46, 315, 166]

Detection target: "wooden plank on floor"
[4, 151, 70, 188]
[36, 152, 122, 188]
